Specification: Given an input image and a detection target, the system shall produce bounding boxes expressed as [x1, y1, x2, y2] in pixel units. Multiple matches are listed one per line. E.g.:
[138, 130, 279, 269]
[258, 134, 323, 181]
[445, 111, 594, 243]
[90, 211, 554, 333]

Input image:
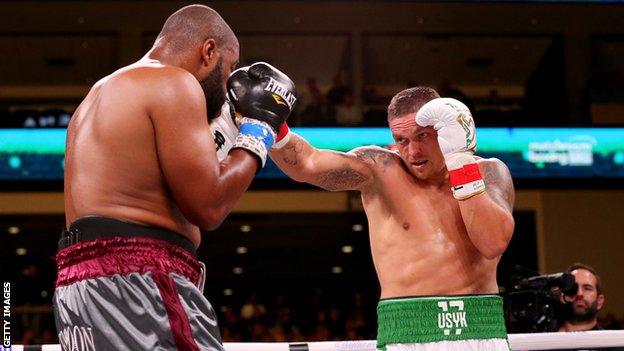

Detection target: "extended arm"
[270, 133, 393, 191]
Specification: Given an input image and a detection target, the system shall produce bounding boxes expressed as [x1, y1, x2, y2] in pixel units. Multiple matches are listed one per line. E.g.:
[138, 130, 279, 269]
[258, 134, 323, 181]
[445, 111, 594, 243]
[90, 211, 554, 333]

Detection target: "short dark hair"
[387, 86, 440, 121]
[567, 262, 602, 294]
[156, 4, 238, 52]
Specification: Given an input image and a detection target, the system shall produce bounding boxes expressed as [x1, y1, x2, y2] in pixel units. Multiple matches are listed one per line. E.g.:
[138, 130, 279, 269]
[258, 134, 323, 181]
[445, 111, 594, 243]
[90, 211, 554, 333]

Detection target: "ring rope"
[11, 330, 624, 351]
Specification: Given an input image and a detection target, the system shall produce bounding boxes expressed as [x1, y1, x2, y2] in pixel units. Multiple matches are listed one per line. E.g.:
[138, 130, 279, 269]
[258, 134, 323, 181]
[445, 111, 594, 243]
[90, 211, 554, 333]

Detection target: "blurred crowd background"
[1, 0, 623, 346]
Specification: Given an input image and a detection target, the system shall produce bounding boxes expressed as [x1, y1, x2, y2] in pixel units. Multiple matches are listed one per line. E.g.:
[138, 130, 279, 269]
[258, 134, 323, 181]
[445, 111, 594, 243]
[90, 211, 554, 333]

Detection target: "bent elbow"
[483, 218, 515, 259]
[482, 244, 506, 260]
[501, 214, 515, 250]
[202, 220, 224, 232]
[481, 238, 508, 259]
[481, 247, 505, 260]
[184, 205, 228, 232]
[200, 206, 228, 231]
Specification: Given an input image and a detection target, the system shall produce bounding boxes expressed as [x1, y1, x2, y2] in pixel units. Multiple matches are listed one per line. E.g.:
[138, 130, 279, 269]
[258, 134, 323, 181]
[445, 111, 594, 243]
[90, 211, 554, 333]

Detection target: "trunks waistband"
[56, 217, 201, 287]
[59, 216, 196, 254]
[376, 294, 507, 349]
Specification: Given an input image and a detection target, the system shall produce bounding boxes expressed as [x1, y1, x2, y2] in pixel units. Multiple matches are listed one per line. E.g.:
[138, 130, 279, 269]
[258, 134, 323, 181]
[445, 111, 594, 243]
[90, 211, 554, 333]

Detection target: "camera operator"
[554, 263, 624, 351]
[558, 263, 605, 332]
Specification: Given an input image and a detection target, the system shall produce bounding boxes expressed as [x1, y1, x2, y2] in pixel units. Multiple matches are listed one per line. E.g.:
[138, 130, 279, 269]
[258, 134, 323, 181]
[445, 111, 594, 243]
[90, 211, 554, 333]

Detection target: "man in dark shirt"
[553, 263, 624, 351]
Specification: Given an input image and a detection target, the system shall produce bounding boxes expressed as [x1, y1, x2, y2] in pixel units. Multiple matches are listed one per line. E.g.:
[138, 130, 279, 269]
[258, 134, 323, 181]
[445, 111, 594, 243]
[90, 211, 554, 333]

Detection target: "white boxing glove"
[415, 98, 476, 157]
[415, 98, 484, 200]
[210, 101, 240, 162]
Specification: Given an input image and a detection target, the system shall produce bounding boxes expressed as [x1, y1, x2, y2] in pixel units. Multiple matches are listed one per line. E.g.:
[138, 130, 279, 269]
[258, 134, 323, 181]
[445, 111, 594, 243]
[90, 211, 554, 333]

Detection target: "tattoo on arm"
[316, 163, 369, 191]
[281, 138, 304, 166]
[482, 160, 515, 213]
[314, 147, 395, 191]
[351, 147, 395, 170]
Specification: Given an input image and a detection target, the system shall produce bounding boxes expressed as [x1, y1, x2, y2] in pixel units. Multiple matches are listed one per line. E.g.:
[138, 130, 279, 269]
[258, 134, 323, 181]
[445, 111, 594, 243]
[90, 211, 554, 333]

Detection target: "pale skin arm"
[269, 133, 392, 191]
[458, 159, 515, 259]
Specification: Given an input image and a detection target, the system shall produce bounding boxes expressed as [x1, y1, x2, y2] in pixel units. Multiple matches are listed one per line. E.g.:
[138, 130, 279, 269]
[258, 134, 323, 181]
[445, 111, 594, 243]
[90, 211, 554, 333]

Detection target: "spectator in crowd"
[39, 329, 55, 344]
[362, 86, 388, 125]
[299, 78, 328, 125]
[16, 282, 624, 344]
[484, 88, 504, 109]
[20, 329, 35, 345]
[240, 293, 267, 322]
[220, 304, 244, 341]
[363, 86, 384, 105]
[437, 79, 475, 112]
[326, 73, 351, 118]
[335, 92, 363, 126]
[214, 289, 376, 343]
[326, 307, 345, 337]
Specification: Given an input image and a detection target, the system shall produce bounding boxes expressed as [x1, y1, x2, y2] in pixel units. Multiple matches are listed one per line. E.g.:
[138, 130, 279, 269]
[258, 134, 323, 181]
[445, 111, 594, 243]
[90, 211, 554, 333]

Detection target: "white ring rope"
[11, 330, 624, 351]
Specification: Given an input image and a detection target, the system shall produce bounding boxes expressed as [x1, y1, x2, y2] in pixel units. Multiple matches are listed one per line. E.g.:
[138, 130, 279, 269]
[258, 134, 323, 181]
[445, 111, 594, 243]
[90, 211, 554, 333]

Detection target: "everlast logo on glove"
[226, 62, 297, 169]
[265, 77, 297, 110]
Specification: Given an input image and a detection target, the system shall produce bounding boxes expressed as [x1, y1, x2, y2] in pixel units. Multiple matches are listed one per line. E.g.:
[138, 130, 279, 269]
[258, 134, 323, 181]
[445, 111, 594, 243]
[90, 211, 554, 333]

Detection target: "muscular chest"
[364, 167, 467, 241]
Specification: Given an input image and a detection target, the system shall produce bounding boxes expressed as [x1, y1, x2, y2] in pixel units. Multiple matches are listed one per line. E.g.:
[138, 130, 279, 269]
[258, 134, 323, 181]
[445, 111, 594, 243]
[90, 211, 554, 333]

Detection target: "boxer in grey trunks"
[57, 4, 296, 350]
[54, 217, 219, 350]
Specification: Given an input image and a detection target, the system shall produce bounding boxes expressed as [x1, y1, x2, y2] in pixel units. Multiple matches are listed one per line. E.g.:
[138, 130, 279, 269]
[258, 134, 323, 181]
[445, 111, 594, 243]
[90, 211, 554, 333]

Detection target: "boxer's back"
[64, 64, 200, 244]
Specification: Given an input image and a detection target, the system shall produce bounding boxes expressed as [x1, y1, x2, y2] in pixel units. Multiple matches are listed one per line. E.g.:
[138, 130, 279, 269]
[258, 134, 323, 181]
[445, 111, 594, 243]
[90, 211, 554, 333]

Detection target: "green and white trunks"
[376, 294, 510, 351]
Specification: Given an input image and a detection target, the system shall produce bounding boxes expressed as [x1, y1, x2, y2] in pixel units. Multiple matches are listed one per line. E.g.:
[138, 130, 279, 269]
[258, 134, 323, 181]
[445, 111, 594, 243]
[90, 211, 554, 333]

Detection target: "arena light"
[235, 246, 248, 254]
[15, 248, 27, 256]
[331, 266, 343, 274]
[341, 245, 354, 254]
[8, 226, 20, 235]
[240, 225, 252, 233]
[351, 224, 364, 232]
[233, 267, 243, 275]
[8, 155, 21, 169]
[223, 288, 233, 296]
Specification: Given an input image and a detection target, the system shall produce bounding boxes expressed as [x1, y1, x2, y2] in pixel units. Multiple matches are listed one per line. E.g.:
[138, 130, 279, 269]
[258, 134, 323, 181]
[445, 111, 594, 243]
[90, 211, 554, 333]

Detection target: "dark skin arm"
[150, 67, 258, 230]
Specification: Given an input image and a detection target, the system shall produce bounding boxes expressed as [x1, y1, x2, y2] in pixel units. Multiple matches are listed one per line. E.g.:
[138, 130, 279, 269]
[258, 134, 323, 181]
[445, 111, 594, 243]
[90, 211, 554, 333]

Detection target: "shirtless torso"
[65, 63, 201, 243]
[357, 149, 504, 298]
[65, 44, 255, 247]
[271, 111, 515, 298]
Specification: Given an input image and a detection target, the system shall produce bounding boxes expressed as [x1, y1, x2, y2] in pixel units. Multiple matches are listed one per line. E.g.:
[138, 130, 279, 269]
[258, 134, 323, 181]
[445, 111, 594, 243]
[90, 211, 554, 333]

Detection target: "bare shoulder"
[348, 145, 401, 170]
[477, 157, 515, 212]
[114, 65, 206, 117]
[104, 63, 202, 97]
[137, 65, 201, 93]
[477, 157, 511, 177]
[305, 145, 398, 193]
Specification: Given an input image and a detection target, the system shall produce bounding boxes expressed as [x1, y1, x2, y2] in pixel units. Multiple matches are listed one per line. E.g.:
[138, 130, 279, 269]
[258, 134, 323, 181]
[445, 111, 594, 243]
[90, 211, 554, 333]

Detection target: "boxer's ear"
[201, 38, 217, 66]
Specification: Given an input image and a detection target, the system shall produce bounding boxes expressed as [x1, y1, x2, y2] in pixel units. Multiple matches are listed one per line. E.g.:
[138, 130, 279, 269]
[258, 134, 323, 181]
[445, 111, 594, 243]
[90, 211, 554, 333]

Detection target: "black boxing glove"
[226, 62, 297, 168]
[227, 62, 297, 132]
